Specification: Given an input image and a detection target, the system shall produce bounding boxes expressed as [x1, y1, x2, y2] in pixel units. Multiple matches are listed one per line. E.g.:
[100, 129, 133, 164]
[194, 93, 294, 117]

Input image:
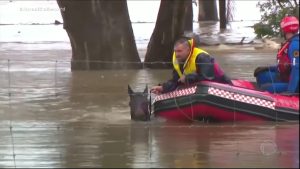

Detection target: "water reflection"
[59, 122, 299, 168]
[0, 104, 299, 168]
[0, 51, 298, 168]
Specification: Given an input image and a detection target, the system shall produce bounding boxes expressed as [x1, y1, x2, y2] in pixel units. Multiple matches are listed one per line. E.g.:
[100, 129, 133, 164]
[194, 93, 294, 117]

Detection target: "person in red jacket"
[254, 16, 299, 94]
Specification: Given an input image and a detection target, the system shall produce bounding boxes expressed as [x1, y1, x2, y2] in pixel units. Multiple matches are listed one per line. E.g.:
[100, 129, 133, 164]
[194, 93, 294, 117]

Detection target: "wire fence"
[0, 59, 298, 168]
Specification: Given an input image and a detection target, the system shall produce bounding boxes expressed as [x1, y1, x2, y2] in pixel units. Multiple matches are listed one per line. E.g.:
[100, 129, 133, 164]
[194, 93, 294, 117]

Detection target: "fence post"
[7, 59, 16, 168]
[55, 60, 58, 97]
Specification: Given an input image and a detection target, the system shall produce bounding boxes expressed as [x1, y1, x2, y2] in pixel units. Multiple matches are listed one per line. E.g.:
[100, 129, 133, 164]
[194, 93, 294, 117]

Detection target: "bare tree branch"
[276, 0, 284, 9]
[286, 0, 294, 8]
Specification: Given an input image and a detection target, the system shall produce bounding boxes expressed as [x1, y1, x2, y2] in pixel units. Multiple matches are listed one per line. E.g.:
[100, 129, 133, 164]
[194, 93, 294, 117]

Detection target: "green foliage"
[254, 0, 299, 38]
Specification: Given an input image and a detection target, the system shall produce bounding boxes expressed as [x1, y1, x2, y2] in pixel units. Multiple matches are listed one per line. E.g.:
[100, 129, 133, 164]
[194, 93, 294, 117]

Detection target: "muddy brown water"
[0, 49, 298, 168]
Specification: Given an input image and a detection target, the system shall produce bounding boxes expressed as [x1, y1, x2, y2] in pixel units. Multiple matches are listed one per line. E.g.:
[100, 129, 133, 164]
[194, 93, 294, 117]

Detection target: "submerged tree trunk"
[144, 0, 193, 68]
[57, 0, 140, 70]
[198, 0, 218, 21]
[219, 0, 227, 29]
[185, 1, 193, 32]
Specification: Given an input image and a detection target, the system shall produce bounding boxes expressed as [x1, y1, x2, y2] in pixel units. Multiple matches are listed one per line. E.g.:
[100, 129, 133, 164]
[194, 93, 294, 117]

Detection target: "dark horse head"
[128, 85, 150, 121]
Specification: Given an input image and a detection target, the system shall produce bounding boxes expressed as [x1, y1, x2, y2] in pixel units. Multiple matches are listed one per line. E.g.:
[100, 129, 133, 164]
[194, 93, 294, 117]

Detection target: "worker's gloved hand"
[254, 66, 270, 77]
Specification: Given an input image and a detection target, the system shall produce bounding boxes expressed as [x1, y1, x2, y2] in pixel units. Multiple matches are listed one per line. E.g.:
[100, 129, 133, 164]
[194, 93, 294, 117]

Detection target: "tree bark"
[57, 0, 141, 70]
[198, 0, 218, 21]
[185, 1, 193, 32]
[219, 0, 227, 29]
[144, 0, 193, 68]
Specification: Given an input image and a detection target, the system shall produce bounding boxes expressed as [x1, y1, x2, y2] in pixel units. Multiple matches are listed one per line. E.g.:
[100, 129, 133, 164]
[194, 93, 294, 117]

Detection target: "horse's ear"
[143, 84, 148, 94]
[128, 85, 134, 94]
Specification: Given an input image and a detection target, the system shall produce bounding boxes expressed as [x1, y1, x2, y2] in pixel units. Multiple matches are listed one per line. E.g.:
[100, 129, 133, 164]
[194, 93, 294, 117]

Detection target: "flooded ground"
[0, 5, 298, 166]
[0, 47, 299, 168]
[0, 121, 298, 168]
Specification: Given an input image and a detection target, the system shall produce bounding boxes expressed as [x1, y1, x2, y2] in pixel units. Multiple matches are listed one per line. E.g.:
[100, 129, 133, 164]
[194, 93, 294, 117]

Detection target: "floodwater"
[0, 48, 299, 168]
[0, 4, 298, 167]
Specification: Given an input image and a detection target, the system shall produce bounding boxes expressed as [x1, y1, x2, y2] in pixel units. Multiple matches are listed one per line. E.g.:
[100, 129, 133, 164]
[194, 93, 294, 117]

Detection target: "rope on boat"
[172, 82, 205, 123]
[148, 90, 152, 120]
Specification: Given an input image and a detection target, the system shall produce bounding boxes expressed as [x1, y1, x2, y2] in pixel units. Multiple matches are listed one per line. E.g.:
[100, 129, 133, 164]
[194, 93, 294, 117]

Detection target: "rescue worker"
[254, 16, 299, 94]
[151, 37, 231, 94]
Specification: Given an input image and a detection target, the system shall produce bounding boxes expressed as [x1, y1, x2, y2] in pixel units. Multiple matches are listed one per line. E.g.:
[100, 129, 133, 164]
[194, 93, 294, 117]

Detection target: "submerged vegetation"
[254, 0, 299, 38]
